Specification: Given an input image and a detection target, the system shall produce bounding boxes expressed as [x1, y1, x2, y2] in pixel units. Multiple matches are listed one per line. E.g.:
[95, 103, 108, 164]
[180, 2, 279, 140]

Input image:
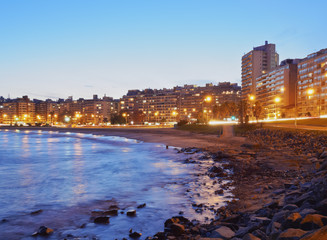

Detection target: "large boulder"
[300, 214, 327, 230]
[170, 223, 185, 236]
[210, 226, 235, 239]
[94, 216, 110, 224]
[282, 212, 302, 229]
[300, 225, 327, 240]
[278, 228, 307, 240]
[32, 226, 54, 236]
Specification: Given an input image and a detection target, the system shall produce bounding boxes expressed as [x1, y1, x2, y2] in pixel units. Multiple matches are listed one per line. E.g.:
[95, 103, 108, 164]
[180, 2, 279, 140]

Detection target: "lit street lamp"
[248, 95, 255, 120]
[274, 97, 281, 119]
[307, 88, 314, 116]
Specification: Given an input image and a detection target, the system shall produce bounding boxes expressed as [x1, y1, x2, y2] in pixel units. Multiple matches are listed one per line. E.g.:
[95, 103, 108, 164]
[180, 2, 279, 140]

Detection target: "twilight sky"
[1, 0, 326, 100]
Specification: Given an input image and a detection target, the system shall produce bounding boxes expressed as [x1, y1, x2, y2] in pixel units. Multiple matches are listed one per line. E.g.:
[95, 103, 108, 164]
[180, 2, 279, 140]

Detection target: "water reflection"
[0, 130, 229, 239]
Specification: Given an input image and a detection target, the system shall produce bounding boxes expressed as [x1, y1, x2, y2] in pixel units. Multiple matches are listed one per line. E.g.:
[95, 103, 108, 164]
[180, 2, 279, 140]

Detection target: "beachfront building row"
[0, 82, 241, 125]
[0, 95, 119, 125]
[242, 41, 327, 119]
[120, 82, 241, 123]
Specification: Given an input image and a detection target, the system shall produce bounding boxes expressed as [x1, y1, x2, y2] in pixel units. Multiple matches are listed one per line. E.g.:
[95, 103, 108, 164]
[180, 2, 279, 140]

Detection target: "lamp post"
[307, 88, 314, 117]
[202, 96, 212, 123]
[249, 95, 255, 121]
[274, 97, 281, 119]
[122, 113, 127, 124]
[154, 111, 159, 123]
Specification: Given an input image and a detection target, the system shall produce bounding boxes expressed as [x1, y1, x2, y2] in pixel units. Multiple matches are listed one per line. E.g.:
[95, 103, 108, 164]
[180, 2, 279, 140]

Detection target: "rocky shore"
[143, 128, 327, 239]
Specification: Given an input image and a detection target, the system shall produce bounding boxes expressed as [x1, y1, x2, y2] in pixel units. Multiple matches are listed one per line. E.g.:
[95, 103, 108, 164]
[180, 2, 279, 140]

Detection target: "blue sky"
[1, 0, 326, 99]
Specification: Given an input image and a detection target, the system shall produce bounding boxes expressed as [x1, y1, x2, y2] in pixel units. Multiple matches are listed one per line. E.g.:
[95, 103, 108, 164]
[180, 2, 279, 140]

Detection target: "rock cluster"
[145, 129, 327, 239]
[146, 156, 327, 240]
[244, 128, 327, 157]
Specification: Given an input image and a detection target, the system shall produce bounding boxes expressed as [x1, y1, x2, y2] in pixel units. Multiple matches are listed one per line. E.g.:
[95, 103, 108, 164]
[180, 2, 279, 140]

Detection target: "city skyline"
[1, 1, 327, 100]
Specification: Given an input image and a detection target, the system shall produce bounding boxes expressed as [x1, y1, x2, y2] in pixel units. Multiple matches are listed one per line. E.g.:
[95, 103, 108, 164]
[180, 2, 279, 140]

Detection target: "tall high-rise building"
[297, 48, 327, 117]
[241, 41, 279, 99]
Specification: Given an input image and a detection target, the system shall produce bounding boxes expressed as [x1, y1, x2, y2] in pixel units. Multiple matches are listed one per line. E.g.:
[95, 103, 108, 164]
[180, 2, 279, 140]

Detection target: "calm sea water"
[0, 129, 230, 239]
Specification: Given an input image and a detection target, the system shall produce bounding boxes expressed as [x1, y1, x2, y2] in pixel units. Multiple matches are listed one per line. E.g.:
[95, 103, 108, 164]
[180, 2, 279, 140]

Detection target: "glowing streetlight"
[204, 96, 212, 102]
[281, 87, 285, 93]
[307, 88, 314, 95]
[249, 95, 255, 101]
[274, 97, 281, 119]
[274, 97, 281, 103]
[307, 88, 315, 116]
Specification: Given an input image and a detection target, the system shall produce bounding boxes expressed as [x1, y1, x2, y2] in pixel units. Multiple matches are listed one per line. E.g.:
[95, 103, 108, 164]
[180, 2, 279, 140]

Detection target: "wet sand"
[0, 126, 247, 152]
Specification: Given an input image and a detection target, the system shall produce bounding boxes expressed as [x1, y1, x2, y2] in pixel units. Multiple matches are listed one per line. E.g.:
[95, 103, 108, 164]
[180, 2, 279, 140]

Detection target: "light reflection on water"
[0, 130, 230, 240]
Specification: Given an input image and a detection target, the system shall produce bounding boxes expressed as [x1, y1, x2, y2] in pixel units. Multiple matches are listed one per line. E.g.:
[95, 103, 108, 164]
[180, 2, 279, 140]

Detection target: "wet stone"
[94, 216, 110, 224]
[126, 210, 137, 217]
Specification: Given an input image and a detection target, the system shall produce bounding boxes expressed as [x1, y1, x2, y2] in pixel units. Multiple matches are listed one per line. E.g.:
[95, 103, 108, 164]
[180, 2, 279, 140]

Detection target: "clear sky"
[1, 0, 326, 100]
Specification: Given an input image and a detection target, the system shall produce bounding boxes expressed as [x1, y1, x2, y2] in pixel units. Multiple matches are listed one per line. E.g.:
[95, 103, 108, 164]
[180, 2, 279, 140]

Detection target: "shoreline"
[1, 126, 324, 239]
[0, 126, 248, 152]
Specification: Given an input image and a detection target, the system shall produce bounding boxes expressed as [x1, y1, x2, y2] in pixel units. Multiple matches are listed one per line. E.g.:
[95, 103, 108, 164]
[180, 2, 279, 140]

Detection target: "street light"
[274, 97, 281, 119]
[154, 111, 159, 123]
[307, 88, 314, 116]
[122, 113, 127, 124]
[249, 95, 255, 120]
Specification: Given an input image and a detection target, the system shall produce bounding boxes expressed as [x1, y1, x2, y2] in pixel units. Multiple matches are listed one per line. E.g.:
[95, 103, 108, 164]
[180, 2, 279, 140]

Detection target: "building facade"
[297, 49, 327, 117]
[256, 59, 299, 119]
[242, 41, 279, 99]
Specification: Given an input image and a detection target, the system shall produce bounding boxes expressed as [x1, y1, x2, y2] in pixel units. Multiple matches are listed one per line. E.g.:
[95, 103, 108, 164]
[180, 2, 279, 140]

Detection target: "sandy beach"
[0, 126, 247, 152]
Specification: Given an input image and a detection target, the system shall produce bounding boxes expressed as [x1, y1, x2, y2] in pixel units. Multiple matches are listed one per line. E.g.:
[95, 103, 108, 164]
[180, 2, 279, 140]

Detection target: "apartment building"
[120, 82, 241, 123]
[297, 49, 327, 117]
[256, 59, 299, 119]
[242, 41, 279, 99]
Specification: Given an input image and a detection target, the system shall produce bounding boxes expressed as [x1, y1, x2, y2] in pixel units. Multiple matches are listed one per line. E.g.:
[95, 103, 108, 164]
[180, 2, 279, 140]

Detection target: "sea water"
[0, 129, 231, 239]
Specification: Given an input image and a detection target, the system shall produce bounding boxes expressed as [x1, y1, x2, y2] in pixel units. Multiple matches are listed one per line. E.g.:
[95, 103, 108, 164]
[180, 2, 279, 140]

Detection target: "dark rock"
[94, 216, 110, 224]
[283, 204, 298, 211]
[252, 229, 268, 240]
[292, 191, 314, 206]
[299, 208, 316, 217]
[282, 212, 302, 229]
[154, 232, 165, 240]
[104, 209, 118, 216]
[318, 161, 327, 171]
[278, 228, 307, 240]
[137, 203, 146, 209]
[127, 210, 136, 217]
[215, 189, 224, 195]
[243, 233, 260, 240]
[164, 216, 190, 228]
[170, 223, 185, 236]
[251, 216, 271, 225]
[273, 189, 285, 195]
[315, 198, 327, 213]
[35, 226, 54, 236]
[300, 214, 327, 230]
[221, 214, 241, 224]
[31, 209, 43, 215]
[129, 231, 142, 238]
[300, 225, 327, 240]
[264, 200, 279, 209]
[210, 226, 235, 239]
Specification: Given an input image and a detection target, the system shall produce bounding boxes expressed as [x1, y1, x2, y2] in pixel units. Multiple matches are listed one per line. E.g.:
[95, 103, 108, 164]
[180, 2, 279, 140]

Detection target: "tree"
[238, 100, 248, 124]
[132, 110, 145, 124]
[212, 105, 219, 119]
[253, 101, 263, 122]
[110, 114, 126, 124]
